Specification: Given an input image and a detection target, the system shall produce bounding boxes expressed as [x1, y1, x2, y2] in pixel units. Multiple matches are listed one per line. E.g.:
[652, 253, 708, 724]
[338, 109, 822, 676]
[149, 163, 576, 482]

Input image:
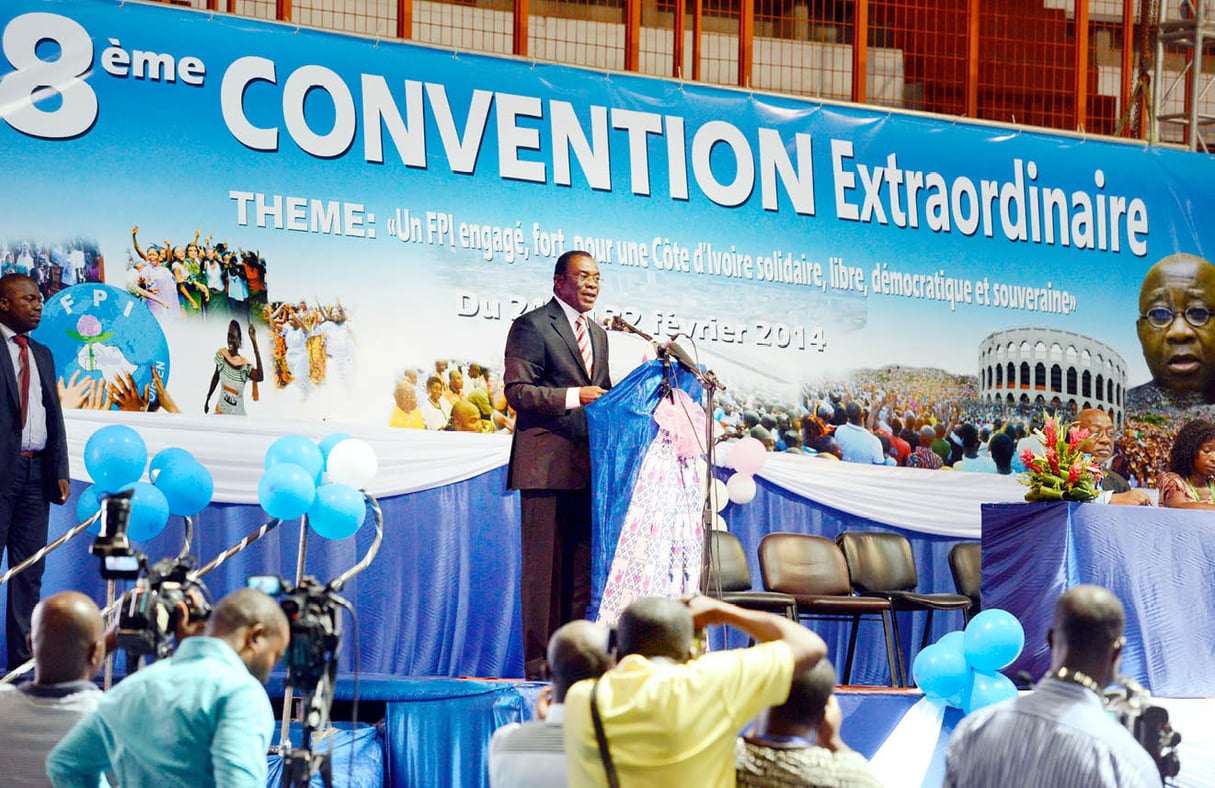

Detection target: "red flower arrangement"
[1019, 412, 1105, 502]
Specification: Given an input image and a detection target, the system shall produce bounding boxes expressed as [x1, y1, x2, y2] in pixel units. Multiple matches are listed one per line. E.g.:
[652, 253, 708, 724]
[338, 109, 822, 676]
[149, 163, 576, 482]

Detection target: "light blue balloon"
[84, 425, 148, 493]
[154, 458, 214, 517]
[937, 630, 965, 653]
[913, 642, 970, 700]
[318, 432, 352, 465]
[962, 670, 1018, 714]
[149, 447, 193, 479]
[264, 435, 324, 483]
[963, 609, 1026, 673]
[121, 482, 171, 541]
[258, 463, 316, 520]
[307, 483, 367, 540]
[78, 484, 103, 535]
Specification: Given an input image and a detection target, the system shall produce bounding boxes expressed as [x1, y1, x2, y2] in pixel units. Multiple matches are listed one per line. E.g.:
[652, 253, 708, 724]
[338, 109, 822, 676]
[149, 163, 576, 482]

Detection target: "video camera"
[249, 574, 349, 788]
[90, 489, 141, 581]
[1105, 675, 1181, 783]
[248, 575, 343, 696]
[90, 489, 212, 668]
[117, 556, 212, 664]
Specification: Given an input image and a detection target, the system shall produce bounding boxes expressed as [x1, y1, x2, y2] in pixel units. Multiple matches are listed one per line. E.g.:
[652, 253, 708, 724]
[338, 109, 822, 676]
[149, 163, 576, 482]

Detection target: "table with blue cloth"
[981, 501, 1215, 698]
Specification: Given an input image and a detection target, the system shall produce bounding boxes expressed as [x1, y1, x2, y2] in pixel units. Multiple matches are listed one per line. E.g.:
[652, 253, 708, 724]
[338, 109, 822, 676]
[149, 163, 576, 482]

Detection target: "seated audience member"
[420, 374, 452, 430]
[987, 432, 1016, 475]
[0, 592, 105, 786]
[449, 400, 492, 433]
[1073, 408, 1151, 506]
[750, 425, 776, 451]
[563, 595, 826, 787]
[736, 658, 881, 788]
[810, 435, 843, 460]
[48, 588, 289, 788]
[1157, 417, 1215, 509]
[905, 426, 944, 470]
[782, 431, 805, 455]
[389, 378, 426, 429]
[953, 424, 997, 474]
[490, 620, 615, 788]
[944, 585, 1159, 788]
[834, 402, 885, 464]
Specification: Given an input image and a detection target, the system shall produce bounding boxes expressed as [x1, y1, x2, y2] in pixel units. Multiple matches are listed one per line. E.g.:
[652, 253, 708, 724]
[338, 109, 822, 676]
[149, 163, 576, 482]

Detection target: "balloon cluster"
[257, 433, 377, 540]
[79, 425, 215, 541]
[912, 609, 1026, 714]
[706, 437, 769, 530]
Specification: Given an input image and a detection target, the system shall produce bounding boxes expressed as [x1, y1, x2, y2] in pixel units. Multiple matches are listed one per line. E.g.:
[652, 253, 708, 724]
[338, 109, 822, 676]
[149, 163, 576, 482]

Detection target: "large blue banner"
[2, 0, 1211, 429]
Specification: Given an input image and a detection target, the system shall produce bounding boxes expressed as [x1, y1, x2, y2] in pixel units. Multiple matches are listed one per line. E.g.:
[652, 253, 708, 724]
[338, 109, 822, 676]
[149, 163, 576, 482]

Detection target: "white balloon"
[711, 478, 729, 513]
[726, 473, 757, 505]
[325, 439, 378, 489]
[713, 514, 728, 530]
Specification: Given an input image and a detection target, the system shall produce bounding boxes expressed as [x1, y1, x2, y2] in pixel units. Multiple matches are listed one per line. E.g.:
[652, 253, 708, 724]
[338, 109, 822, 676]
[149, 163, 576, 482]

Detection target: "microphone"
[607, 315, 656, 343]
[659, 335, 725, 392]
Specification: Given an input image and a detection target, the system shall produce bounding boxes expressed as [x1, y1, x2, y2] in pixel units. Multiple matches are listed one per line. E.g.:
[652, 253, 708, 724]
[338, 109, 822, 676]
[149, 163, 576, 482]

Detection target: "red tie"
[575, 315, 593, 377]
[13, 335, 29, 428]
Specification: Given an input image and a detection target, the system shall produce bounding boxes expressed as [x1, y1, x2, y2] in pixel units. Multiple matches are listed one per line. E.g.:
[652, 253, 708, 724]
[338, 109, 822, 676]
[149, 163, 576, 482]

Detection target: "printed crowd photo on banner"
[5, 0, 1215, 480]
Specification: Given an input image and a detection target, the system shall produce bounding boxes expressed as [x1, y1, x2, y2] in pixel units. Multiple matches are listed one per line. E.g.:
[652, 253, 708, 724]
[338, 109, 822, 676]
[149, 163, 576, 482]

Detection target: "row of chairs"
[708, 531, 981, 687]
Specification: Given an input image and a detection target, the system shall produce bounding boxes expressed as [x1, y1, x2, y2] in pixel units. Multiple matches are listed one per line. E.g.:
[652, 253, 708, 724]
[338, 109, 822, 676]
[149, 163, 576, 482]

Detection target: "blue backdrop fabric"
[4, 436, 970, 686]
[983, 501, 1215, 698]
[2, 467, 525, 678]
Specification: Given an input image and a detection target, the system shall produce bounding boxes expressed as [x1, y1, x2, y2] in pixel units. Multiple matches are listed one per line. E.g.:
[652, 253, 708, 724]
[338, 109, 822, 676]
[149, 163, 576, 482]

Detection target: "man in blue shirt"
[833, 401, 887, 464]
[47, 588, 289, 788]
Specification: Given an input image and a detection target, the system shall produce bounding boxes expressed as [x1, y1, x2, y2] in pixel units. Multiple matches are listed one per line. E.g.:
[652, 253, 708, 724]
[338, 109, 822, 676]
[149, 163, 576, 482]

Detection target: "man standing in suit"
[0, 273, 71, 670]
[504, 251, 610, 679]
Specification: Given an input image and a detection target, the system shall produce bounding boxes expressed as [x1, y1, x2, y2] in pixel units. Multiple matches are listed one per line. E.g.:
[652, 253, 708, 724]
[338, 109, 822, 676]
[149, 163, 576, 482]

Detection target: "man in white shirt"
[489, 620, 614, 787]
[0, 592, 105, 786]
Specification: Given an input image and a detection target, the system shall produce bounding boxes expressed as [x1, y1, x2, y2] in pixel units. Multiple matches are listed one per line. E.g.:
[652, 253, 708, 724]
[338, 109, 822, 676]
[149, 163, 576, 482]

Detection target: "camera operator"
[48, 588, 289, 788]
[944, 585, 1162, 788]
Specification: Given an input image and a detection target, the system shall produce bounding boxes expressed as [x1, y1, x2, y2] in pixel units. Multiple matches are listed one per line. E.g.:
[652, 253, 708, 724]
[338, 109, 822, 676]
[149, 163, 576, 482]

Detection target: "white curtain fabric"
[65, 411, 512, 504]
[67, 412, 1026, 533]
[868, 697, 948, 787]
[720, 448, 1028, 538]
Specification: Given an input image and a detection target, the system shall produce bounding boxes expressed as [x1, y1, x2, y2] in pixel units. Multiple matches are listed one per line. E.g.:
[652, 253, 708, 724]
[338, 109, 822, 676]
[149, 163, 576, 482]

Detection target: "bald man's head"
[1049, 585, 1126, 685]
[450, 400, 483, 432]
[1075, 408, 1116, 465]
[208, 588, 290, 684]
[1137, 253, 1215, 396]
[31, 592, 105, 685]
[547, 620, 614, 702]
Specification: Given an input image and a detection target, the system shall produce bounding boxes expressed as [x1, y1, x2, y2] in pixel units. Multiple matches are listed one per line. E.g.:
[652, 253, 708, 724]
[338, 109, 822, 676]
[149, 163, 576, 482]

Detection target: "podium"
[585, 360, 706, 623]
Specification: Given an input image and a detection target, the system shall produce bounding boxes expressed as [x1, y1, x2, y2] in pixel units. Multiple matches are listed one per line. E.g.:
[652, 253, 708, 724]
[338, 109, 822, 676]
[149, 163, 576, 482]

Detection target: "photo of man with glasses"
[1132, 253, 1215, 404]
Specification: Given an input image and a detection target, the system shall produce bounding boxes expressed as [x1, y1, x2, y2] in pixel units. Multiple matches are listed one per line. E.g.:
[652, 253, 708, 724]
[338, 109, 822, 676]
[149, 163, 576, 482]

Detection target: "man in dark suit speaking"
[504, 251, 611, 679]
[0, 273, 71, 671]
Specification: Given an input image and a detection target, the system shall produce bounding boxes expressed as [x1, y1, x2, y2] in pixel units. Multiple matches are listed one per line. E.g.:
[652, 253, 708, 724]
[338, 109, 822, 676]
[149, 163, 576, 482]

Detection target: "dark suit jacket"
[0, 335, 70, 501]
[504, 298, 611, 490]
[1101, 468, 1131, 494]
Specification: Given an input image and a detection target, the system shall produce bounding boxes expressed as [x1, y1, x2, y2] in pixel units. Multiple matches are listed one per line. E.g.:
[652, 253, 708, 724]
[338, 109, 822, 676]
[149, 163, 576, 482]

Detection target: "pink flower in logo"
[76, 315, 103, 338]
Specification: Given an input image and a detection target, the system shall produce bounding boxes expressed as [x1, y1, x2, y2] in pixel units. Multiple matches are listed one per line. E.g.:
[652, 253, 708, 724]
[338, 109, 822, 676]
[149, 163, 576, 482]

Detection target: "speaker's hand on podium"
[579, 386, 607, 406]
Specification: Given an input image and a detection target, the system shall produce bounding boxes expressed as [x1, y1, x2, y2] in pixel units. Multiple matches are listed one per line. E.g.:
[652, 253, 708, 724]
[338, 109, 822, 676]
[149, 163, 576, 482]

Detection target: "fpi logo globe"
[33, 283, 171, 407]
